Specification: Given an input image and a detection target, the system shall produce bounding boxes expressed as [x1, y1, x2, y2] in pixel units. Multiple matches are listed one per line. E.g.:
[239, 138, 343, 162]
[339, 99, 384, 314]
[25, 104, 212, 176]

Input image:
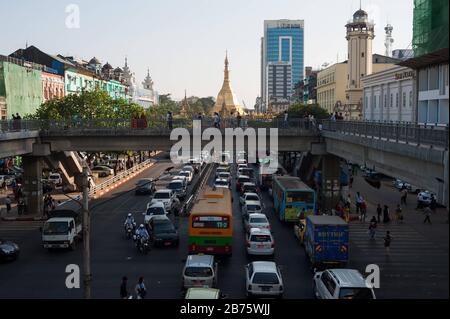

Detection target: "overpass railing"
[1, 118, 318, 134]
[321, 120, 449, 149]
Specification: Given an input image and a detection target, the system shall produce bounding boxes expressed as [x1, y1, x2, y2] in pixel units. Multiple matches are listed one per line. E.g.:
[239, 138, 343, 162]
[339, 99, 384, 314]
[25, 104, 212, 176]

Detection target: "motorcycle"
[133, 235, 150, 254]
[125, 223, 135, 239]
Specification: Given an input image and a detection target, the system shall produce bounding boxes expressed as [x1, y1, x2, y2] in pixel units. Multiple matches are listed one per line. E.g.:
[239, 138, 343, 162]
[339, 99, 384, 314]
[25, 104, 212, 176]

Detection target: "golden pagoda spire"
[224, 50, 229, 82]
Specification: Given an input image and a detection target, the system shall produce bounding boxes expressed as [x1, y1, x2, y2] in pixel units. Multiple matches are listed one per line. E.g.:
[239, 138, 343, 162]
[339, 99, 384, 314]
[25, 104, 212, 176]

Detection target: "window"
[384, 94, 387, 108]
[321, 272, 337, 296]
[361, 52, 365, 58]
[396, 93, 399, 108]
[390, 94, 393, 107]
[403, 92, 406, 107]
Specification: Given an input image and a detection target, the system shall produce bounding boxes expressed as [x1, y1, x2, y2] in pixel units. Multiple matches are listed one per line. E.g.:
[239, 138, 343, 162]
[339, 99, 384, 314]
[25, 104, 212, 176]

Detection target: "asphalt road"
[0, 161, 448, 299]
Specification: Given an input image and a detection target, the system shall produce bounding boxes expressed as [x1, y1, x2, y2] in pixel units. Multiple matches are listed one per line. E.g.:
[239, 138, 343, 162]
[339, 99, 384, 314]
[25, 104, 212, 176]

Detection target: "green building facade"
[0, 61, 43, 118]
[413, 0, 449, 57]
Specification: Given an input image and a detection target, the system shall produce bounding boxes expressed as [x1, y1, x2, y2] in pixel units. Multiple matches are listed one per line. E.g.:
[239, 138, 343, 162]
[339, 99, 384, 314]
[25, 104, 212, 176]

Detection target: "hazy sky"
[1, 0, 414, 106]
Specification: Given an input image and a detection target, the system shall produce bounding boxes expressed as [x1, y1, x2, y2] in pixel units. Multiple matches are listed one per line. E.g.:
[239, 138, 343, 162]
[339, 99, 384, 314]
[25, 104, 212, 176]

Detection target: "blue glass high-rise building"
[261, 20, 304, 111]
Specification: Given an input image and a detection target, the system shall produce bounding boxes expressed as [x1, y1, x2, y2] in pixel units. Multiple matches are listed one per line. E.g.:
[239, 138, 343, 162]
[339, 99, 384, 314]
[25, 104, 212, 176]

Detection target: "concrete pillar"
[22, 156, 43, 216]
[321, 155, 341, 211]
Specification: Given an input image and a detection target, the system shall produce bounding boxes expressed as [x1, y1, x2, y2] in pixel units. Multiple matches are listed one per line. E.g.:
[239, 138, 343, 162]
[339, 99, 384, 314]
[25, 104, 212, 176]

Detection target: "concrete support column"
[22, 156, 43, 216]
[320, 155, 341, 211]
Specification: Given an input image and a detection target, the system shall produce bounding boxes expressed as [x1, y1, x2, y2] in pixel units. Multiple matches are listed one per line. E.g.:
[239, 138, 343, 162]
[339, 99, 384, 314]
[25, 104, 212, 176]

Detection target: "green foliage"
[28, 88, 144, 120]
[282, 103, 330, 119]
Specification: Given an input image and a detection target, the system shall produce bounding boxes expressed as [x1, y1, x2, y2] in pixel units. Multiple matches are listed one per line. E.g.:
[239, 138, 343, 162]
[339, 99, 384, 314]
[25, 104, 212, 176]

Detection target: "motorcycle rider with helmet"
[134, 224, 150, 251]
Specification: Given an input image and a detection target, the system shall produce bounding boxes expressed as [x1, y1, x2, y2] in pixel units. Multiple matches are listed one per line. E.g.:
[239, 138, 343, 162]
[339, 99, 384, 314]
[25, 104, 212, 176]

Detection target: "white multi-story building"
[362, 66, 415, 122]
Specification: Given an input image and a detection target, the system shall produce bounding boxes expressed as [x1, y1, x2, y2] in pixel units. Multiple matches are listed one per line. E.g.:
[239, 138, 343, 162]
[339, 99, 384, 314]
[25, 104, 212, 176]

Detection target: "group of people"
[120, 276, 147, 299]
[11, 113, 22, 130]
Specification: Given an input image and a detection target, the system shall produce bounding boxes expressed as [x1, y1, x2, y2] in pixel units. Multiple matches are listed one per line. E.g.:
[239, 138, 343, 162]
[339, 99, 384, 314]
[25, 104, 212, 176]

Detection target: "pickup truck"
[41, 210, 82, 250]
[304, 215, 349, 270]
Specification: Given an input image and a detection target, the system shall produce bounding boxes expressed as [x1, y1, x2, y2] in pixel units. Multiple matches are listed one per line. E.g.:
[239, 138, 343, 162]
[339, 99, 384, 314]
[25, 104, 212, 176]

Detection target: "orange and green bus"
[188, 187, 233, 256]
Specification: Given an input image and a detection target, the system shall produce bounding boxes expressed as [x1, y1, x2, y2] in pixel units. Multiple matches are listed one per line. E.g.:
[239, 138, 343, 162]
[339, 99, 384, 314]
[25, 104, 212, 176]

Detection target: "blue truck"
[304, 215, 349, 269]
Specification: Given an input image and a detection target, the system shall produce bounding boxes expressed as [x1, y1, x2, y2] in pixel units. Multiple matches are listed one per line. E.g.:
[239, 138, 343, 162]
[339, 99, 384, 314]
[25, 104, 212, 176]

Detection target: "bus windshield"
[286, 191, 314, 203]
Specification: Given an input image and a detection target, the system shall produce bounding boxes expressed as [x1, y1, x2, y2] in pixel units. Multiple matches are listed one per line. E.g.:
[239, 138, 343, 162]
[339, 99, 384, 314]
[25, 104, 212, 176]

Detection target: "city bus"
[188, 187, 233, 256]
[272, 175, 316, 222]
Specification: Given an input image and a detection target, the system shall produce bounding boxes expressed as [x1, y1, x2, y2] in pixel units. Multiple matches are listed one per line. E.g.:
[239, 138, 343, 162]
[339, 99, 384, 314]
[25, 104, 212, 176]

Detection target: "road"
[0, 161, 448, 299]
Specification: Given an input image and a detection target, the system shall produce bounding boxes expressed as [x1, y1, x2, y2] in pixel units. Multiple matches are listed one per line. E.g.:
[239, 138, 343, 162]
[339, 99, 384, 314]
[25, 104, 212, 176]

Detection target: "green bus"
[272, 176, 316, 222]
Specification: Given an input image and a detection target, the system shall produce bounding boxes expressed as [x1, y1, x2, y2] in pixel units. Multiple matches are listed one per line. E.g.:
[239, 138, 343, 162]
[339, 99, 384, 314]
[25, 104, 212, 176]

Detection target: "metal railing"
[321, 120, 449, 149]
[89, 159, 154, 198]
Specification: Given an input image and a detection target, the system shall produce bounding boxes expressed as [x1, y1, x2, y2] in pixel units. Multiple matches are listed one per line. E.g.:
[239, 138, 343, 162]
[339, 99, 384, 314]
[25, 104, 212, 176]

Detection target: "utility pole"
[82, 166, 91, 299]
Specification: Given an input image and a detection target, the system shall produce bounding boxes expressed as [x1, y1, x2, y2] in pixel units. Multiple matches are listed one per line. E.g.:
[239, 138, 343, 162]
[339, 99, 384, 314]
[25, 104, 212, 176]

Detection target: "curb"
[1, 216, 46, 222]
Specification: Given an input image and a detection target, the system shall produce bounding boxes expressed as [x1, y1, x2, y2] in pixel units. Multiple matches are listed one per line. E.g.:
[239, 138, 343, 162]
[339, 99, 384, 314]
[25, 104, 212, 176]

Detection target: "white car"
[246, 228, 274, 256]
[244, 213, 270, 233]
[182, 165, 195, 174]
[150, 189, 177, 212]
[240, 192, 261, 206]
[48, 173, 62, 185]
[242, 201, 263, 217]
[218, 172, 231, 183]
[179, 170, 193, 184]
[417, 190, 435, 207]
[237, 158, 247, 165]
[313, 269, 376, 299]
[214, 178, 230, 189]
[245, 261, 283, 298]
[144, 202, 168, 224]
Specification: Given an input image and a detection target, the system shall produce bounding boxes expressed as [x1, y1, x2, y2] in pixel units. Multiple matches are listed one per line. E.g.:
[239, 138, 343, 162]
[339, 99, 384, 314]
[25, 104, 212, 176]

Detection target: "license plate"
[260, 286, 271, 292]
[206, 247, 214, 251]
[257, 245, 265, 248]
[164, 242, 171, 246]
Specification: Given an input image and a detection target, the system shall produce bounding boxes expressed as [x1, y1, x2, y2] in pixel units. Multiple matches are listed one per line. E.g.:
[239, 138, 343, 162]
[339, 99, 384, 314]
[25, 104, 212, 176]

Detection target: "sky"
[1, 0, 414, 107]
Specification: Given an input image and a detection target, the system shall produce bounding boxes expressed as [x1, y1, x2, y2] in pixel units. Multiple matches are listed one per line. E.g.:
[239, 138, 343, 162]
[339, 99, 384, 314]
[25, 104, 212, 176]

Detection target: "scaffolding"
[413, 0, 449, 57]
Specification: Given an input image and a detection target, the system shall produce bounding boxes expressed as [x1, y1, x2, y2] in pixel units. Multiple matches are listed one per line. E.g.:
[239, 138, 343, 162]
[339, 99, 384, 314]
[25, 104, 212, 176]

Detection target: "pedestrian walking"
[383, 205, 391, 223]
[400, 187, 408, 206]
[395, 204, 404, 223]
[430, 195, 437, 213]
[166, 111, 173, 130]
[283, 111, 288, 128]
[17, 198, 25, 216]
[369, 216, 377, 240]
[376, 204, 382, 223]
[360, 200, 367, 222]
[135, 277, 147, 299]
[120, 276, 129, 299]
[236, 112, 242, 128]
[5, 196, 12, 215]
[423, 206, 432, 224]
[345, 194, 352, 212]
[213, 112, 221, 129]
[349, 174, 354, 188]
[384, 231, 392, 255]
[355, 192, 364, 214]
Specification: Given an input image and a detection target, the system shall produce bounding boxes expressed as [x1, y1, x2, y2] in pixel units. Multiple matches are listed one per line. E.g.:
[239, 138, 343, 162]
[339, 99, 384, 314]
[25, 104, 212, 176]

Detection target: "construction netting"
[413, 0, 449, 57]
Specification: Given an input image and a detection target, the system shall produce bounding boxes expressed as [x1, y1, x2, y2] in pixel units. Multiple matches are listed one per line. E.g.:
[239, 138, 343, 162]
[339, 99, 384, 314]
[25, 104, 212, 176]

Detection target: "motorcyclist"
[135, 224, 150, 244]
[124, 213, 136, 229]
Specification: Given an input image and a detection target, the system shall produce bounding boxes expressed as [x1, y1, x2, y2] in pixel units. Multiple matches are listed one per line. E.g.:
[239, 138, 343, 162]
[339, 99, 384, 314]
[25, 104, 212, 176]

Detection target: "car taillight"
[271, 242, 275, 248]
[279, 286, 283, 291]
[247, 241, 251, 248]
[248, 285, 252, 291]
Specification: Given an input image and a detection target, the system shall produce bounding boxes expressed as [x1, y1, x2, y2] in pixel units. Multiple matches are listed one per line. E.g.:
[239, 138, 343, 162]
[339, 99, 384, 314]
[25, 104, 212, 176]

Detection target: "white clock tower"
[344, 7, 375, 119]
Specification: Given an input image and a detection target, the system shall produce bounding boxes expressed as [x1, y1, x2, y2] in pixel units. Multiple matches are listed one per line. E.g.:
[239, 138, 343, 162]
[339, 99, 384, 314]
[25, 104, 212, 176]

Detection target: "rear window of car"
[147, 206, 165, 215]
[252, 272, 279, 285]
[250, 235, 271, 242]
[185, 267, 213, 277]
[246, 205, 261, 211]
[238, 177, 250, 183]
[249, 217, 267, 224]
[246, 195, 259, 201]
[339, 288, 374, 299]
[154, 192, 170, 199]
[168, 182, 183, 190]
[215, 180, 228, 186]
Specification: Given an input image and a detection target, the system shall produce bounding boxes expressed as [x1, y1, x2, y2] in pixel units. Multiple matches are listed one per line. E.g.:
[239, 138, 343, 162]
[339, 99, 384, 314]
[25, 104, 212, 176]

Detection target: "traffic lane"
[88, 164, 205, 299]
[0, 162, 174, 299]
[215, 166, 314, 299]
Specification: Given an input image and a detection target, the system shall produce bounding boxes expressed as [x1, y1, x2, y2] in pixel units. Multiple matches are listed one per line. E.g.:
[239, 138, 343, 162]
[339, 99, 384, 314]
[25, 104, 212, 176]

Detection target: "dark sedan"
[150, 219, 179, 247]
[0, 239, 20, 262]
[135, 179, 156, 195]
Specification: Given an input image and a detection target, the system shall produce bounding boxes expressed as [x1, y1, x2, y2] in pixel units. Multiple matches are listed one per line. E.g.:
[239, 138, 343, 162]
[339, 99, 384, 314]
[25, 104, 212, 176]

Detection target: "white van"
[182, 255, 218, 290]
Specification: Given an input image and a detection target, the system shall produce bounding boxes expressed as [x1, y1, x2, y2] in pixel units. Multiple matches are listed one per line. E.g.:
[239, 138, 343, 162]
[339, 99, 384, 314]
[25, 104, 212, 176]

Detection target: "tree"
[28, 88, 144, 120]
[282, 103, 330, 119]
